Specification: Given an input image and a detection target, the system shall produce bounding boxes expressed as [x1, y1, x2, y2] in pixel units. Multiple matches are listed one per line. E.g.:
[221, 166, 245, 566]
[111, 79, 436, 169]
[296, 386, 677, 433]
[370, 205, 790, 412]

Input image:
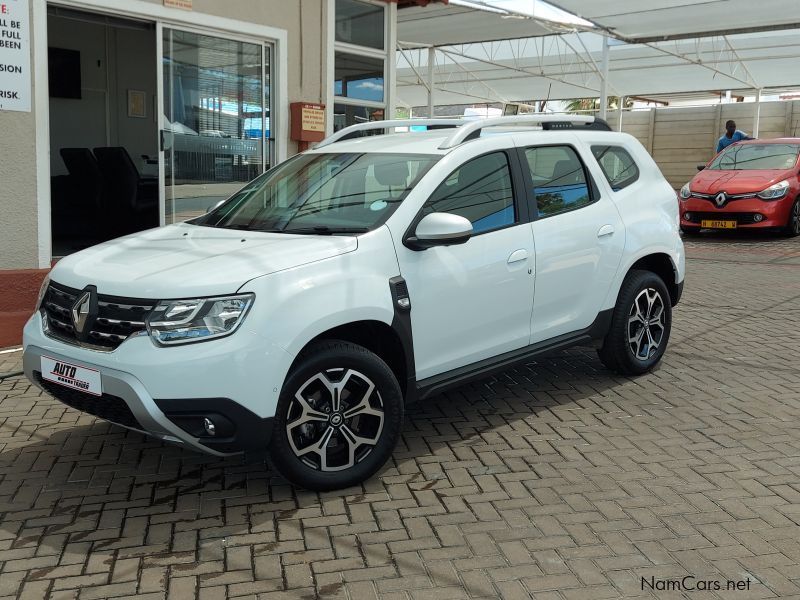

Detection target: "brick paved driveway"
[1, 232, 799, 600]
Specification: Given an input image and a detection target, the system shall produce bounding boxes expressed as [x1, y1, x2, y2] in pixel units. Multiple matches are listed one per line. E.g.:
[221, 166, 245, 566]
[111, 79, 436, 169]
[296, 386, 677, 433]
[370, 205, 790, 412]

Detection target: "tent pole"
[427, 47, 435, 118]
[599, 36, 610, 120]
[753, 88, 762, 137]
[617, 96, 624, 131]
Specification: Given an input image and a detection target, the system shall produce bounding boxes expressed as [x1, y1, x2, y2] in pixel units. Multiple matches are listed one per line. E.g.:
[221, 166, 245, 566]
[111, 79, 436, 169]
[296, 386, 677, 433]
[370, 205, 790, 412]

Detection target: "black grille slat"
[43, 282, 154, 351]
[34, 371, 143, 430]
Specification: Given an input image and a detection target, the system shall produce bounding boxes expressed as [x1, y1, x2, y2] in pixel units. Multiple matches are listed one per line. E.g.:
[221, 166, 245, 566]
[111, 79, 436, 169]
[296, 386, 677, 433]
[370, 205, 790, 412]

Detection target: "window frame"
[403, 149, 531, 247]
[590, 145, 640, 191]
[516, 144, 600, 221]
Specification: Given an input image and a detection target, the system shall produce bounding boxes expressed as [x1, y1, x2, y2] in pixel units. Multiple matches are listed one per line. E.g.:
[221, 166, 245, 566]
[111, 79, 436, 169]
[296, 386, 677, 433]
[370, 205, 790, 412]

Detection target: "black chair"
[93, 147, 159, 233]
[50, 148, 106, 240]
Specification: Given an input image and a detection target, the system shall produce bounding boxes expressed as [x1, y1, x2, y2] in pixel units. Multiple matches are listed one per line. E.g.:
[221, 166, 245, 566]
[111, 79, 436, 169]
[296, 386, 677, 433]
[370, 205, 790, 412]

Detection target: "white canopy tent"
[395, 0, 800, 133]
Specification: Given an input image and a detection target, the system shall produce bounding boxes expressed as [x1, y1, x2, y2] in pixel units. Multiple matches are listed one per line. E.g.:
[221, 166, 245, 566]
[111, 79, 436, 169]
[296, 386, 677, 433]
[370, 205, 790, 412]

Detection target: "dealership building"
[0, 0, 412, 346]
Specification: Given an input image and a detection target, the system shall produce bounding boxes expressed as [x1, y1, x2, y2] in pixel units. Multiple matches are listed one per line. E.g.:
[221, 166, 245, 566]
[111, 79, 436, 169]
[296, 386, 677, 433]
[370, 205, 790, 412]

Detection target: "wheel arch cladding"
[298, 320, 412, 402]
[629, 253, 682, 306]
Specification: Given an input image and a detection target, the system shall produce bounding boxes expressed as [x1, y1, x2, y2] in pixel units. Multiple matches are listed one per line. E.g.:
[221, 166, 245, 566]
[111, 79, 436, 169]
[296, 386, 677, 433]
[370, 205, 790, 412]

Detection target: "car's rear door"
[515, 134, 625, 344]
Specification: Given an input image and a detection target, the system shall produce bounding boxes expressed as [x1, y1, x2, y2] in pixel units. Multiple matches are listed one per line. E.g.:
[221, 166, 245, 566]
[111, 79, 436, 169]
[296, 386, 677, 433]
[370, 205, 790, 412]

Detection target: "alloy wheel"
[791, 201, 800, 235]
[628, 288, 666, 361]
[286, 368, 384, 472]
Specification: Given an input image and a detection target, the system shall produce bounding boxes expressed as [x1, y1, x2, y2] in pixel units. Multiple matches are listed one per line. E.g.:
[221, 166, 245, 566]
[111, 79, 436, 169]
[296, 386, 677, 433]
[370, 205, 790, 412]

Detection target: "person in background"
[716, 120, 752, 153]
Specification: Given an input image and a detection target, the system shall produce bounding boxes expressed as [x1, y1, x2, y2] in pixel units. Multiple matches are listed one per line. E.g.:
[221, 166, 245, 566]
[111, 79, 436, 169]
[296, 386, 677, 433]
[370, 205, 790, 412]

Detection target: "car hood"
[690, 169, 791, 195]
[50, 223, 358, 298]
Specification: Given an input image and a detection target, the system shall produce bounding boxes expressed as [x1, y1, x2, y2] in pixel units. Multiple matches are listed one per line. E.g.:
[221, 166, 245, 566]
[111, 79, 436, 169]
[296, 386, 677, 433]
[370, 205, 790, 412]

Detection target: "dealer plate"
[701, 219, 737, 229]
[41, 356, 102, 396]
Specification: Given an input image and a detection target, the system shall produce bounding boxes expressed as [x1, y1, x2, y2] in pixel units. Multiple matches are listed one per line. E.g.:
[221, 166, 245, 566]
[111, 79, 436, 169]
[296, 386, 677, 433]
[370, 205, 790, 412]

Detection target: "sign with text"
[164, 0, 192, 10]
[0, 0, 31, 112]
[290, 102, 326, 143]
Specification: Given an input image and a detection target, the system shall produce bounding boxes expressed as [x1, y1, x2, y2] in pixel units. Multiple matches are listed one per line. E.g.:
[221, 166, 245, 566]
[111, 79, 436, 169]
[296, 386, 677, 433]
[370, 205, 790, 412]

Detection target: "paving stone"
[1, 234, 800, 598]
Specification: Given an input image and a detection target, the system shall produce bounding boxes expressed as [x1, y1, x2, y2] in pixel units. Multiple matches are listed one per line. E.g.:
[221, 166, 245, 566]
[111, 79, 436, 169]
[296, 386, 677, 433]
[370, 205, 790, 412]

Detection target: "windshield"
[709, 143, 800, 171]
[192, 152, 439, 233]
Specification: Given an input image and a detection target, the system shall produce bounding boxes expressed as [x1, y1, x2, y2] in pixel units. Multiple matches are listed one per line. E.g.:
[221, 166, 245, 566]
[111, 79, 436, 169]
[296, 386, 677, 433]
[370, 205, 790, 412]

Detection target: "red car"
[679, 139, 800, 237]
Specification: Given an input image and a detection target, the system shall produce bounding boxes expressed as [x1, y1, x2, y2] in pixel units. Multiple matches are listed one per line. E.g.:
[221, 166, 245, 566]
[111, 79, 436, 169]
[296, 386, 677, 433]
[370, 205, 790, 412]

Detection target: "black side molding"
[416, 308, 613, 401]
[389, 276, 418, 404]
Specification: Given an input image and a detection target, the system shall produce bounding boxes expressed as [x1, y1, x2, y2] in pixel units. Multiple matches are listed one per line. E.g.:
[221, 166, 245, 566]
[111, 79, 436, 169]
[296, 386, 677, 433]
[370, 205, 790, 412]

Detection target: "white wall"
[47, 13, 157, 176]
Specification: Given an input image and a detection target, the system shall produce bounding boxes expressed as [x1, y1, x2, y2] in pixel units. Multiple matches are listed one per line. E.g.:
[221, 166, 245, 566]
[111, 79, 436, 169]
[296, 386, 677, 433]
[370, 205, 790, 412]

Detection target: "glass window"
[193, 153, 439, 233]
[708, 143, 800, 171]
[162, 29, 269, 224]
[591, 146, 639, 191]
[524, 146, 592, 218]
[423, 152, 516, 235]
[333, 103, 384, 132]
[335, 0, 384, 49]
[334, 53, 384, 102]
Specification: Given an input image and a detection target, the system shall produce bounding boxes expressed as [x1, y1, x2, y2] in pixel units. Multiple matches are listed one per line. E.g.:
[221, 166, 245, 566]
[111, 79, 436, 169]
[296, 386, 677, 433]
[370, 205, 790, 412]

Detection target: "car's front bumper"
[23, 312, 291, 455]
[679, 196, 792, 229]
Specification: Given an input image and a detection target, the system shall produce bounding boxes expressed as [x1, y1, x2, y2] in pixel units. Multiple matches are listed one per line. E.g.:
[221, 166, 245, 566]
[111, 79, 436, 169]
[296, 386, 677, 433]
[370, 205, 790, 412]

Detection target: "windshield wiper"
[281, 226, 369, 235]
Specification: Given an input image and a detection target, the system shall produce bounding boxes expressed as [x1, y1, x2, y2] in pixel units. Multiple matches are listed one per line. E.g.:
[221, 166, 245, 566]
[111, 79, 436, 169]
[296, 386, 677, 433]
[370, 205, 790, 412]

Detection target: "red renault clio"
[679, 139, 800, 237]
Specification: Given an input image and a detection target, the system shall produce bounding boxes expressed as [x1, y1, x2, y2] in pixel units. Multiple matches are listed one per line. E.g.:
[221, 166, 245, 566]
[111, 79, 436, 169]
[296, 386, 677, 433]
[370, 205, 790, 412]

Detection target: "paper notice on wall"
[164, 0, 192, 10]
[0, 0, 31, 112]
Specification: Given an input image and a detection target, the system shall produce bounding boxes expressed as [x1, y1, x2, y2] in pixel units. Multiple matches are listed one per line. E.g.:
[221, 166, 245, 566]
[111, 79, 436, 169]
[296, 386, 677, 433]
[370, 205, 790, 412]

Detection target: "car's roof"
[308, 127, 634, 156]
[735, 138, 800, 145]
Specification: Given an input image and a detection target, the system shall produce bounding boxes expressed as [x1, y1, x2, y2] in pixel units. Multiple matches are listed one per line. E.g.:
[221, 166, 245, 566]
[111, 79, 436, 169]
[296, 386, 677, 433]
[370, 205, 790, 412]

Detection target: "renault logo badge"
[72, 291, 91, 334]
[715, 192, 727, 207]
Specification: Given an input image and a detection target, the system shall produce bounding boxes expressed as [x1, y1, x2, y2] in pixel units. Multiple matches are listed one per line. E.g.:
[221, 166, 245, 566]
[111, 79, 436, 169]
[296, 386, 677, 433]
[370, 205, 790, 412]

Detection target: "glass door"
[161, 27, 271, 224]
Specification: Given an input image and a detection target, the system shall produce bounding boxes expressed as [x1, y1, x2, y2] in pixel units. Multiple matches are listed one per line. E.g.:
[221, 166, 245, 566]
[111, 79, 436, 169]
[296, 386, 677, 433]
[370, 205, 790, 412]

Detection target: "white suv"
[23, 116, 685, 490]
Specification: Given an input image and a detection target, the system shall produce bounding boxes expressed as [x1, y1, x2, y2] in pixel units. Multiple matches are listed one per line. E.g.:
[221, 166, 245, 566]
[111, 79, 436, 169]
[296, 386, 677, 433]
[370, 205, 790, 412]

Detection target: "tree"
[564, 96, 633, 113]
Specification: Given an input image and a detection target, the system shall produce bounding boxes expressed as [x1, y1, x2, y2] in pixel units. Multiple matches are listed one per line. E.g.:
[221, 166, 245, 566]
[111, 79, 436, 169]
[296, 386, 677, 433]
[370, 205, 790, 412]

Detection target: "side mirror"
[696, 164, 706, 171]
[405, 212, 473, 250]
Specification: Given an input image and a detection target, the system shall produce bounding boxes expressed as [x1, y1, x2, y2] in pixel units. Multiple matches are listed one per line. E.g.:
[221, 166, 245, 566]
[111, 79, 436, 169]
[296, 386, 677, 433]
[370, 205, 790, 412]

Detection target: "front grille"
[34, 371, 143, 430]
[42, 281, 155, 351]
[686, 212, 760, 225]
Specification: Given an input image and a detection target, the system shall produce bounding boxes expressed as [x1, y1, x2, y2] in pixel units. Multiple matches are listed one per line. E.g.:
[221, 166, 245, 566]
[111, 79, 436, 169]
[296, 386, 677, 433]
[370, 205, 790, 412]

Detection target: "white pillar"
[753, 88, 762, 138]
[386, 2, 397, 121]
[599, 36, 610, 120]
[427, 47, 435, 118]
[617, 96, 624, 132]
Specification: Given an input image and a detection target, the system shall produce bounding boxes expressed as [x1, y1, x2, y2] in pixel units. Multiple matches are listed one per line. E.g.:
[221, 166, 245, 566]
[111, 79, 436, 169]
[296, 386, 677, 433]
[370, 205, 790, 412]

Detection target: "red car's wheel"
[785, 199, 800, 237]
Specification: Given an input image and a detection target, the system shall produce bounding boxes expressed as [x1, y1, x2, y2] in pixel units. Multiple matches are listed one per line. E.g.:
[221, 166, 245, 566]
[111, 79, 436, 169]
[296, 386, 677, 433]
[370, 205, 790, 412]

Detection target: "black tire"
[784, 198, 800, 237]
[269, 340, 403, 491]
[597, 270, 672, 376]
[680, 226, 701, 236]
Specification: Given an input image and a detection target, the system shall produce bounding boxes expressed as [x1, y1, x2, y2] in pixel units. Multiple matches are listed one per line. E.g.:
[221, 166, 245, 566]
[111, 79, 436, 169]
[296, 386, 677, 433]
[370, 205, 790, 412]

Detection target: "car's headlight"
[679, 184, 691, 200]
[146, 294, 254, 346]
[757, 180, 789, 200]
[36, 274, 51, 311]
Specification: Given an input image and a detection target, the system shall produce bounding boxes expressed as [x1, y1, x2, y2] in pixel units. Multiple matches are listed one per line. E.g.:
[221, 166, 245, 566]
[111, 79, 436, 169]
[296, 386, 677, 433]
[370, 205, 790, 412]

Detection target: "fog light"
[683, 212, 692, 221]
[203, 418, 216, 436]
[753, 214, 764, 223]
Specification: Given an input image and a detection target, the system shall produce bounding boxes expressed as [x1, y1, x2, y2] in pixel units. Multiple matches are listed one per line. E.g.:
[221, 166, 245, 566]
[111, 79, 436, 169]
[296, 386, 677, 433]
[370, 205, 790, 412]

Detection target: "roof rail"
[316, 119, 465, 148]
[438, 115, 605, 149]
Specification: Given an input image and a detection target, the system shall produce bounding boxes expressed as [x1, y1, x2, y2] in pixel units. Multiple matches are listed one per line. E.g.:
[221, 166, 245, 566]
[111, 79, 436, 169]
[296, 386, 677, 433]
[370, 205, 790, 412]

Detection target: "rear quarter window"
[591, 146, 639, 191]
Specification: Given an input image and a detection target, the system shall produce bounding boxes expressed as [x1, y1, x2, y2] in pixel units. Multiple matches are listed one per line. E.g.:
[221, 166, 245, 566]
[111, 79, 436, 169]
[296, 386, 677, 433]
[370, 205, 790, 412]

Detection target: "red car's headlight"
[757, 180, 789, 200]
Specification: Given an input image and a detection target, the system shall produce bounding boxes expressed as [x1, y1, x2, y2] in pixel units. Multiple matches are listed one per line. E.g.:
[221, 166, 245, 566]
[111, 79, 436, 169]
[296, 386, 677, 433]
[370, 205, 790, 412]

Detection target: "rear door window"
[523, 146, 593, 218]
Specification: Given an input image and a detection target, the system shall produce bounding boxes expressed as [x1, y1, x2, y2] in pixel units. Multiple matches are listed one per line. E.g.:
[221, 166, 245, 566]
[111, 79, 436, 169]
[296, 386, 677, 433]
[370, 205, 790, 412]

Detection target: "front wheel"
[269, 340, 403, 491]
[784, 199, 800, 237]
[597, 270, 672, 376]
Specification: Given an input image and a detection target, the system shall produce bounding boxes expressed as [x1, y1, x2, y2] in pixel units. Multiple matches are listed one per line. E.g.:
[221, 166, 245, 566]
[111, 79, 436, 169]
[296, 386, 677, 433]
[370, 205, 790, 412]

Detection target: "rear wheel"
[784, 199, 800, 237]
[269, 340, 403, 491]
[598, 270, 672, 376]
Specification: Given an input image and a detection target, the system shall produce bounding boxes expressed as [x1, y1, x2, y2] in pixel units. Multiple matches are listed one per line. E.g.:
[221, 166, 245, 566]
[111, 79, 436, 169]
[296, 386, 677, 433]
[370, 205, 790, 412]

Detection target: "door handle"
[597, 224, 615, 238]
[507, 249, 529, 264]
